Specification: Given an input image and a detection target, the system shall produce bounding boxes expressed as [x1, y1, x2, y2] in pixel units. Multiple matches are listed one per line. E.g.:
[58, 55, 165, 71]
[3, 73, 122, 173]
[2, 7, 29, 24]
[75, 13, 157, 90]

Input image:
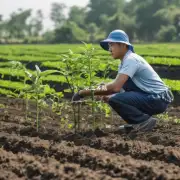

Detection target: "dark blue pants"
[108, 78, 169, 124]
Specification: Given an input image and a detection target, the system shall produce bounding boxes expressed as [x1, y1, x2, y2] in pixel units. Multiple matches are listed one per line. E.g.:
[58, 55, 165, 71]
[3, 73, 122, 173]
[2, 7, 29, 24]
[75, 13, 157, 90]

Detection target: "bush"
[156, 25, 177, 42]
[53, 21, 89, 43]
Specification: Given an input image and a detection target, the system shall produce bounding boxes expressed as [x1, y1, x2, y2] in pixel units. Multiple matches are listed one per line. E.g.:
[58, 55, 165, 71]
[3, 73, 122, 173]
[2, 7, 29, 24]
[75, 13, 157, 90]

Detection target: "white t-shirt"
[118, 50, 168, 94]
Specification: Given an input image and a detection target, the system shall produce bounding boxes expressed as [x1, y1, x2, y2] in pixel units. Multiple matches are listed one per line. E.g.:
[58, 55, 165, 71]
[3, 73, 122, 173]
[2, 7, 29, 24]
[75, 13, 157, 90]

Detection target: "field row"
[0, 70, 180, 91]
[0, 54, 180, 66]
[0, 43, 180, 57]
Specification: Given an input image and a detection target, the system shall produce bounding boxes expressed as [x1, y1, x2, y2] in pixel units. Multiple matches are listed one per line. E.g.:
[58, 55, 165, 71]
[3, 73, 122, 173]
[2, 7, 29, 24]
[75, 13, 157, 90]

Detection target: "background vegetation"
[0, 0, 180, 44]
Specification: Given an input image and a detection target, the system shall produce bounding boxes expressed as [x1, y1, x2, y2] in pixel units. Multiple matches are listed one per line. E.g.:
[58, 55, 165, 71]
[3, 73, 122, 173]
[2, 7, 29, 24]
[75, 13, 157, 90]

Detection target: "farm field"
[0, 43, 180, 179]
[0, 97, 180, 179]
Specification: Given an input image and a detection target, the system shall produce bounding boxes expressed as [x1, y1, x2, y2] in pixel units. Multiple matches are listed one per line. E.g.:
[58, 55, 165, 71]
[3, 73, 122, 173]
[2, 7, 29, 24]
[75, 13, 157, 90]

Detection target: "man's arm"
[79, 74, 129, 96]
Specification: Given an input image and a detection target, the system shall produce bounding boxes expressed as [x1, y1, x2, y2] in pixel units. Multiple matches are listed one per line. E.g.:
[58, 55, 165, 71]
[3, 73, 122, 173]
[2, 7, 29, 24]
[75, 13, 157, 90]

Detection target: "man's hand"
[95, 95, 112, 103]
[72, 92, 84, 102]
[72, 74, 128, 99]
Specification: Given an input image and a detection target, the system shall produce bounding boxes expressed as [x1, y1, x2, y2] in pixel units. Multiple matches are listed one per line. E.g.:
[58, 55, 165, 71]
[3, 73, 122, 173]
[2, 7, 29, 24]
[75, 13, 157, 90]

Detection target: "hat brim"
[100, 38, 134, 52]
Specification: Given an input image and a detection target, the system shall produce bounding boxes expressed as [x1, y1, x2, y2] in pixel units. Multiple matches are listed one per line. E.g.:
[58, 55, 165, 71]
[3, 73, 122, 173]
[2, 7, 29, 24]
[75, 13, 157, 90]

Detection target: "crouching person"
[72, 30, 173, 133]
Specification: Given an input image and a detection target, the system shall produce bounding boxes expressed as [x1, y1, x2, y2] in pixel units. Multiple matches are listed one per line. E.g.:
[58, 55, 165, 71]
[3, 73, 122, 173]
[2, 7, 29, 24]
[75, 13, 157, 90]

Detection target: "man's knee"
[108, 95, 125, 109]
[108, 93, 128, 105]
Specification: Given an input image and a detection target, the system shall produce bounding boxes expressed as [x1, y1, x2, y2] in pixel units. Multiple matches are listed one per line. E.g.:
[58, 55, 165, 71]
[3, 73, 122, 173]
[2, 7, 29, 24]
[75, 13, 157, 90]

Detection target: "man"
[72, 30, 173, 133]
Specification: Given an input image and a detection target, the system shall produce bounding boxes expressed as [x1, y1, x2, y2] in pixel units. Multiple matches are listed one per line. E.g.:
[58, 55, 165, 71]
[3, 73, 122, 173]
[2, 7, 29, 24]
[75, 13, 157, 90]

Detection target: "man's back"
[119, 51, 168, 94]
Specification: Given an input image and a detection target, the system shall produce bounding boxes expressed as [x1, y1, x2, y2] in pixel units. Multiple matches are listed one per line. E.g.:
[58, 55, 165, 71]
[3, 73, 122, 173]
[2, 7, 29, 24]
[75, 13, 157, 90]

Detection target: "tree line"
[0, 0, 180, 44]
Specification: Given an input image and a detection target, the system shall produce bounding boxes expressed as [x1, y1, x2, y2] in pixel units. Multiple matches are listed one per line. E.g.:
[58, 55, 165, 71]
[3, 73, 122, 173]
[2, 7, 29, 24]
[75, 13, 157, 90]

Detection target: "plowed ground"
[0, 98, 180, 180]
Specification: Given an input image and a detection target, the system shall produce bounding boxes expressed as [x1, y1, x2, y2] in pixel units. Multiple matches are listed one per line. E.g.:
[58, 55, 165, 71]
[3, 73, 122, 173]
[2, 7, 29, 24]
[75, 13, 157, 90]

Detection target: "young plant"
[10, 61, 59, 131]
[22, 65, 58, 131]
[58, 43, 113, 131]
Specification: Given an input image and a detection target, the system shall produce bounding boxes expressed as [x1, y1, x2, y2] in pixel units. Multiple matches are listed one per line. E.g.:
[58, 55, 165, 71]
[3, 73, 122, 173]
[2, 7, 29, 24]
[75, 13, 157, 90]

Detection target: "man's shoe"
[118, 117, 157, 134]
[118, 124, 134, 133]
[132, 117, 157, 132]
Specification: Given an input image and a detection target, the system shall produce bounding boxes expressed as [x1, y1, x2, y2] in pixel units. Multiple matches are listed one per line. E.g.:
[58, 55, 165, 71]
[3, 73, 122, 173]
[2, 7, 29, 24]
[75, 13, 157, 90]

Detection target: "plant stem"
[111, 107, 113, 131]
[78, 103, 81, 131]
[87, 49, 96, 129]
[25, 94, 28, 121]
[72, 104, 77, 133]
[36, 95, 39, 132]
[100, 102, 103, 129]
[65, 61, 75, 93]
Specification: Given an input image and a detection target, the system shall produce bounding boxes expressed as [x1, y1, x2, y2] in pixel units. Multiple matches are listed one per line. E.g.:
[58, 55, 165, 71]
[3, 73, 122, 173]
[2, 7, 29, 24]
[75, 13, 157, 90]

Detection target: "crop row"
[0, 54, 180, 67]
[0, 43, 180, 56]
[0, 43, 180, 58]
[0, 64, 180, 90]
[0, 73, 180, 93]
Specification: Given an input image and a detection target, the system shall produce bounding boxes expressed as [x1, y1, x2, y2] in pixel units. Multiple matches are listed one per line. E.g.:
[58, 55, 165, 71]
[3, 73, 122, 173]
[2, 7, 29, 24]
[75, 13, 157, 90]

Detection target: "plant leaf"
[40, 70, 59, 77]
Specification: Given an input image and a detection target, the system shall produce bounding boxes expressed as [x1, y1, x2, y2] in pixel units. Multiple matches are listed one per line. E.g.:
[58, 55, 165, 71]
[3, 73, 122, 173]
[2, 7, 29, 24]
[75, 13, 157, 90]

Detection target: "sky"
[1, 0, 89, 30]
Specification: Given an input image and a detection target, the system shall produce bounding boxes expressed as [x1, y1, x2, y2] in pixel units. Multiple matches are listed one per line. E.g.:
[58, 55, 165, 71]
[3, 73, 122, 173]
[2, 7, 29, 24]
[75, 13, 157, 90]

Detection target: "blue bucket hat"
[100, 30, 134, 52]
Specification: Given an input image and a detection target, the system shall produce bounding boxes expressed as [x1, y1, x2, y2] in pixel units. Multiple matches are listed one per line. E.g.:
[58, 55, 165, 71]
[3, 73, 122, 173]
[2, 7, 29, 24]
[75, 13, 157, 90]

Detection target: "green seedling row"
[0, 43, 180, 57]
[0, 87, 18, 97]
[162, 79, 180, 91]
[0, 69, 180, 92]
[0, 79, 30, 90]
[0, 53, 180, 67]
[0, 55, 61, 62]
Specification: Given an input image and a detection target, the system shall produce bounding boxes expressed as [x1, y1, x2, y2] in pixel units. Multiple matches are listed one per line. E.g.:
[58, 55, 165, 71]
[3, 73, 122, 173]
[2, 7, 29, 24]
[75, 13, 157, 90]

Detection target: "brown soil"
[0, 97, 180, 179]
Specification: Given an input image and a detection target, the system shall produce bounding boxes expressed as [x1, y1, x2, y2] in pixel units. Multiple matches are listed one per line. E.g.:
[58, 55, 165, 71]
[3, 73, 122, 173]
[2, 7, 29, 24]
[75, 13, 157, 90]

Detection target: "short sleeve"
[118, 58, 139, 78]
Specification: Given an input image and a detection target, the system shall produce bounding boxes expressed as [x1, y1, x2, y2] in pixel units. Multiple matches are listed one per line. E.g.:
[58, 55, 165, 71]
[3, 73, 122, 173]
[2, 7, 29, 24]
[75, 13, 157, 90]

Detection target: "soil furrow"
[0, 148, 116, 180]
[0, 132, 179, 179]
[69, 134, 180, 166]
[1, 120, 180, 148]
[0, 121, 63, 141]
[1, 122, 180, 166]
[0, 169, 22, 180]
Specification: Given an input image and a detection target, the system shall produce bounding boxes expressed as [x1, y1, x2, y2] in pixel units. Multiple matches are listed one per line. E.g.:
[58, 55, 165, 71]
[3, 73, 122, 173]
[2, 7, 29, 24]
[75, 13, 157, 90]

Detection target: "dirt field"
[0, 98, 180, 180]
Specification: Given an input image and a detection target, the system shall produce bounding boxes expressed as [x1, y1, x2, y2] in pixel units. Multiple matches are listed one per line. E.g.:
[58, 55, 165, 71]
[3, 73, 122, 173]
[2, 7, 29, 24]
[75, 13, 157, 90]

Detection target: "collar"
[119, 50, 132, 67]
[123, 50, 132, 61]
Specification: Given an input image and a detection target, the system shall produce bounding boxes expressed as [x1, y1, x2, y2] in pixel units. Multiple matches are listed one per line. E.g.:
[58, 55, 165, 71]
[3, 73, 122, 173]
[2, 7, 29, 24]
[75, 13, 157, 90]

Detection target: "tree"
[154, 6, 180, 41]
[34, 10, 44, 36]
[171, 8, 180, 40]
[99, 13, 135, 41]
[68, 6, 87, 28]
[50, 2, 66, 28]
[156, 25, 177, 42]
[27, 10, 44, 36]
[0, 15, 4, 39]
[135, 0, 169, 41]
[42, 30, 55, 43]
[87, 23, 105, 43]
[6, 9, 32, 38]
[0, 15, 2, 22]
[86, 0, 125, 25]
[53, 21, 88, 43]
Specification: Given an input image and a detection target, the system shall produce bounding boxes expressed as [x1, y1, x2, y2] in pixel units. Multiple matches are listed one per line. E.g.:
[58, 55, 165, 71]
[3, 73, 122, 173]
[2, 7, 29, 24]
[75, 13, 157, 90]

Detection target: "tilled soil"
[0, 101, 180, 179]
